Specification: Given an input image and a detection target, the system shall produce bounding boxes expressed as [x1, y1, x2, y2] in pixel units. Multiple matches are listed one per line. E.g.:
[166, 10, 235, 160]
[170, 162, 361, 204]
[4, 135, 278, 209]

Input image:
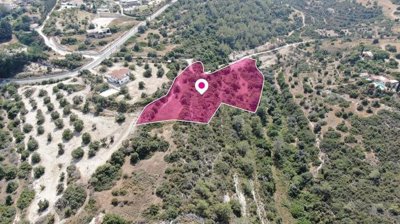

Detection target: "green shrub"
[55, 118, 64, 129]
[38, 199, 49, 212]
[55, 184, 86, 217]
[27, 137, 39, 151]
[82, 132, 91, 145]
[22, 124, 33, 133]
[130, 152, 139, 165]
[37, 125, 45, 135]
[31, 152, 41, 164]
[62, 129, 73, 141]
[90, 163, 121, 191]
[17, 189, 35, 210]
[36, 110, 45, 125]
[0, 204, 16, 223]
[73, 120, 84, 132]
[18, 162, 32, 179]
[138, 81, 145, 90]
[102, 214, 128, 224]
[33, 166, 45, 179]
[51, 111, 60, 120]
[4, 165, 17, 180]
[6, 181, 18, 193]
[71, 147, 84, 160]
[115, 113, 125, 123]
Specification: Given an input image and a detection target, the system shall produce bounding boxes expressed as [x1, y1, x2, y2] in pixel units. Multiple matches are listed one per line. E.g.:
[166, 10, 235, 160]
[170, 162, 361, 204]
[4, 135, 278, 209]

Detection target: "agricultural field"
[0, 61, 171, 222]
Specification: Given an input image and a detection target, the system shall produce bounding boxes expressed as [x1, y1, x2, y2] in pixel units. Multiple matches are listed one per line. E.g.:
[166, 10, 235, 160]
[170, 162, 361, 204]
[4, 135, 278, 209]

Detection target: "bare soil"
[89, 124, 176, 222]
[17, 78, 139, 223]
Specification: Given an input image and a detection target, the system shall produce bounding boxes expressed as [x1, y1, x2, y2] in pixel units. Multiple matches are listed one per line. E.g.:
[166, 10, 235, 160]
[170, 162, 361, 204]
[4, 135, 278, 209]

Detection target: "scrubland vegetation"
[1, 0, 400, 223]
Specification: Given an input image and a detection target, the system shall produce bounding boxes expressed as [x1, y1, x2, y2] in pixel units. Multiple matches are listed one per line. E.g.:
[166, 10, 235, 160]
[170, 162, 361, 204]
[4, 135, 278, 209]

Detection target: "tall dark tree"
[0, 19, 12, 42]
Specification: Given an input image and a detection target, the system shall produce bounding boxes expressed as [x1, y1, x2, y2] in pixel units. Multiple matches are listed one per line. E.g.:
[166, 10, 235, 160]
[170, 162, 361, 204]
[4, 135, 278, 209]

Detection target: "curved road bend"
[35, 0, 73, 57]
[8, 0, 178, 85]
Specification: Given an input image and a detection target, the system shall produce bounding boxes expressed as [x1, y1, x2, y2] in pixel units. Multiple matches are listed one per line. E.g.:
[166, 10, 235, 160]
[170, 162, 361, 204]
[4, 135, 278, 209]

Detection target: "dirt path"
[233, 173, 247, 218]
[288, 8, 306, 37]
[34, 0, 113, 59]
[271, 166, 295, 224]
[275, 66, 325, 178]
[10, 0, 179, 85]
[243, 41, 311, 60]
[76, 113, 139, 183]
[229, 39, 313, 61]
[35, 0, 71, 57]
[249, 179, 269, 224]
[308, 122, 325, 178]
[35, 0, 98, 59]
[311, 146, 326, 176]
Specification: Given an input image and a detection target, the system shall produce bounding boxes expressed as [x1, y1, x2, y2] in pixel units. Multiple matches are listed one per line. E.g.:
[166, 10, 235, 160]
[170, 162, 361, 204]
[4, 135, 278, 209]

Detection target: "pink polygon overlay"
[136, 58, 264, 125]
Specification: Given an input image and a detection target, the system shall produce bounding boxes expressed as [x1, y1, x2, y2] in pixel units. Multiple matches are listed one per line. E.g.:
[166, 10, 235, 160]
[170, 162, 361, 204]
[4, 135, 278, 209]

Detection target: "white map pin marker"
[195, 79, 208, 95]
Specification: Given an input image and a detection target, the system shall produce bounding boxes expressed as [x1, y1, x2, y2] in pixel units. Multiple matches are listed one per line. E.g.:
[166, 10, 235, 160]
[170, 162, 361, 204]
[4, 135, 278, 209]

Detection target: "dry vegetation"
[2, 0, 400, 223]
[357, 0, 400, 20]
[16, 79, 136, 222]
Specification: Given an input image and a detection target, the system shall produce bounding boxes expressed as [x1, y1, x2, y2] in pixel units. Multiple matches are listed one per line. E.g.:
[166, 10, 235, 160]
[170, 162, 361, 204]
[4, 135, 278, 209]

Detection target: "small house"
[387, 79, 400, 92]
[362, 51, 374, 59]
[106, 68, 130, 85]
[97, 8, 111, 13]
[86, 28, 112, 38]
[60, 2, 78, 9]
[366, 75, 400, 92]
[59, 0, 83, 9]
[121, 0, 141, 8]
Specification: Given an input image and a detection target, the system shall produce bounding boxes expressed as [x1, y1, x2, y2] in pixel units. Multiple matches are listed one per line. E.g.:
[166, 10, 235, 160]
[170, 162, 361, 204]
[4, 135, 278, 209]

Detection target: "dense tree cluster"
[51, 53, 84, 70]
[286, 0, 382, 30]
[90, 131, 169, 191]
[160, 0, 299, 70]
[17, 189, 35, 210]
[55, 184, 87, 218]
[102, 213, 128, 224]
[0, 51, 46, 78]
[0, 13, 48, 77]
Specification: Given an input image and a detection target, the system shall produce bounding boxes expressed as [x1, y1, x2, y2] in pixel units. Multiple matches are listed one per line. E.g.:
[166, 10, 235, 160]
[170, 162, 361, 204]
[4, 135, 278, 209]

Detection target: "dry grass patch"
[90, 124, 175, 222]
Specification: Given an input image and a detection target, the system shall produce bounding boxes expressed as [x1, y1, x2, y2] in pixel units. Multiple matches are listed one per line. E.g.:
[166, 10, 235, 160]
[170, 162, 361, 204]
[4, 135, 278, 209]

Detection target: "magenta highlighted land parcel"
[137, 58, 264, 125]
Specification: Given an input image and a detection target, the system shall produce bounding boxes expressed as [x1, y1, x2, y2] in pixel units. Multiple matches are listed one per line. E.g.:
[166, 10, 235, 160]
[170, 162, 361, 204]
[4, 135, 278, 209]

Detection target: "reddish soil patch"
[137, 58, 264, 124]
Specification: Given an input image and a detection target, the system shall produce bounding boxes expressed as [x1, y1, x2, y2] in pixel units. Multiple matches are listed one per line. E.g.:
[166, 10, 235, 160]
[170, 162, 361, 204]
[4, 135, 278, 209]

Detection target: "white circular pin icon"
[195, 79, 208, 95]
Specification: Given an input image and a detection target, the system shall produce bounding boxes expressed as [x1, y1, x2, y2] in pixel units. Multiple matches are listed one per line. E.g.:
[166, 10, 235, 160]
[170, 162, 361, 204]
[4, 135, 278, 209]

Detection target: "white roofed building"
[106, 68, 131, 85]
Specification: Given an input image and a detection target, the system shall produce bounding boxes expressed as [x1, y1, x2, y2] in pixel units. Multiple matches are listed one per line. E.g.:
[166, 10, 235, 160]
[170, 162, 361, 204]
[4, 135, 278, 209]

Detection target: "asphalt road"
[5, 0, 177, 85]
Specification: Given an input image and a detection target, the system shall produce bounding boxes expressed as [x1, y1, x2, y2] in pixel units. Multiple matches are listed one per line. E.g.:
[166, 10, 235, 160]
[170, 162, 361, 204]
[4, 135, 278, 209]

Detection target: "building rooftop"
[109, 68, 130, 80]
[362, 51, 374, 58]
[87, 27, 110, 34]
[100, 88, 119, 97]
